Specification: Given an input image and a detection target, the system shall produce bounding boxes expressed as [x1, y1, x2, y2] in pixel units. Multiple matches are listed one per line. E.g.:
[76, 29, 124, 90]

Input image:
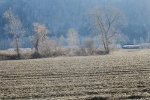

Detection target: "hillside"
[0, 0, 150, 48]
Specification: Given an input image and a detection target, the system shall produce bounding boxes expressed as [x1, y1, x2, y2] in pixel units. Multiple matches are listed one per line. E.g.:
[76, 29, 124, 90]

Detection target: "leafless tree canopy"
[67, 28, 80, 47]
[3, 8, 25, 58]
[30, 23, 49, 54]
[90, 6, 125, 54]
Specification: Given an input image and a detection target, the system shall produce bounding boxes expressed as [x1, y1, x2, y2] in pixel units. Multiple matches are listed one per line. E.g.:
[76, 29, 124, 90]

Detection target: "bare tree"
[0, 39, 11, 50]
[67, 28, 80, 48]
[30, 23, 49, 55]
[140, 37, 145, 45]
[146, 32, 150, 43]
[90, 6, 125, 54]
[115, 33, 129, 46]
[59, 35, 66, 46]
[3, 8, 25, 59]
[133, 38, 138, 45]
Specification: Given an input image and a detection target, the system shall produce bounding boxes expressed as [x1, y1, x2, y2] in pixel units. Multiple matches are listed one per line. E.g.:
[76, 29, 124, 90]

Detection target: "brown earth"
[1, 50, 150, 100]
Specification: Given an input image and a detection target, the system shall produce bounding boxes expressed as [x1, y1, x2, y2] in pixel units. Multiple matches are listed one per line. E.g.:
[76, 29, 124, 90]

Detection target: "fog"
[0, 0, 150, 49]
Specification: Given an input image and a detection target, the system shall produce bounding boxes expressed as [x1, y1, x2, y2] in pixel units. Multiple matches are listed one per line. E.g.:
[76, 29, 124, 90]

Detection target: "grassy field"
[1, 50, 150, 100]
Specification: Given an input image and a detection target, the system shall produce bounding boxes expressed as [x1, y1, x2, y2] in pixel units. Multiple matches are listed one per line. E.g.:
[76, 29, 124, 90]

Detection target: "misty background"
[0, 0, 150, 49]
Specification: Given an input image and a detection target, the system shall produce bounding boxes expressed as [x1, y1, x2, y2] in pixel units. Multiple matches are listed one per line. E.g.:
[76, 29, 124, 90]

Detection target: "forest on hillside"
[0, 0, 150, 50]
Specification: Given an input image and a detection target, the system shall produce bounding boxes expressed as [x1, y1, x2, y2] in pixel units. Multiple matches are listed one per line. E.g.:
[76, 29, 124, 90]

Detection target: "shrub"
[38, 40, 64, 57]
[20, 53, 33, 59]
[0, 53, 18, 60]
[31, 52, 41, 58]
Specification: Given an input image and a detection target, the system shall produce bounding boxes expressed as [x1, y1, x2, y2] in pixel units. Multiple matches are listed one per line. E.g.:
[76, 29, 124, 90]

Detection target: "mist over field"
[1, 0, 150, 49]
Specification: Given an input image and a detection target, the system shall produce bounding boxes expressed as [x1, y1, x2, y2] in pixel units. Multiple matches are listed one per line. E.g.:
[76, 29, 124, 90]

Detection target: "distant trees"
[59, 35, 66, 46]
[67, 28, 80, 48]
[30, 23, 49, 56]
[90, 6, 125, 54]
[115, 34, 129, 46]
[1, 0, 150, 50]
[139, 37, 145, 44]
[3, 8, 25, 59]
[0, 2, 133, 59]
[146, 32, 150, 43]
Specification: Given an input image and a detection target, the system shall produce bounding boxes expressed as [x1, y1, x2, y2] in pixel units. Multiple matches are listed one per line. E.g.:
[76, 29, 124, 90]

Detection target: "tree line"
[0, 5, 129, 60]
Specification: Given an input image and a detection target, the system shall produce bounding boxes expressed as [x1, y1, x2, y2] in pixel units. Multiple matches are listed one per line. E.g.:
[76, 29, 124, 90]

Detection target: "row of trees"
[3, 6, 127, 59]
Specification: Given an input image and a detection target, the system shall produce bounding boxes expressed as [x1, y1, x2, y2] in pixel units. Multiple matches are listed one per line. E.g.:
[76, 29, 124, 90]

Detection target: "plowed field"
[1, 51, 150, 100]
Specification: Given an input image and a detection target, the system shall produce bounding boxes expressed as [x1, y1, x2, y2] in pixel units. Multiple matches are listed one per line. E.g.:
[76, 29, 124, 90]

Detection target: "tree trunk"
[35, 39, 39, 53]
[101, 32, 110, 54]
[15, 38, 20, 59]
[105, 41, 110, 54]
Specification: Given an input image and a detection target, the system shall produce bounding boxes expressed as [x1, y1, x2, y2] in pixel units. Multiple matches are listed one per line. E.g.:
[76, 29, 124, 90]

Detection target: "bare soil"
[1, 50, 150, 100]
